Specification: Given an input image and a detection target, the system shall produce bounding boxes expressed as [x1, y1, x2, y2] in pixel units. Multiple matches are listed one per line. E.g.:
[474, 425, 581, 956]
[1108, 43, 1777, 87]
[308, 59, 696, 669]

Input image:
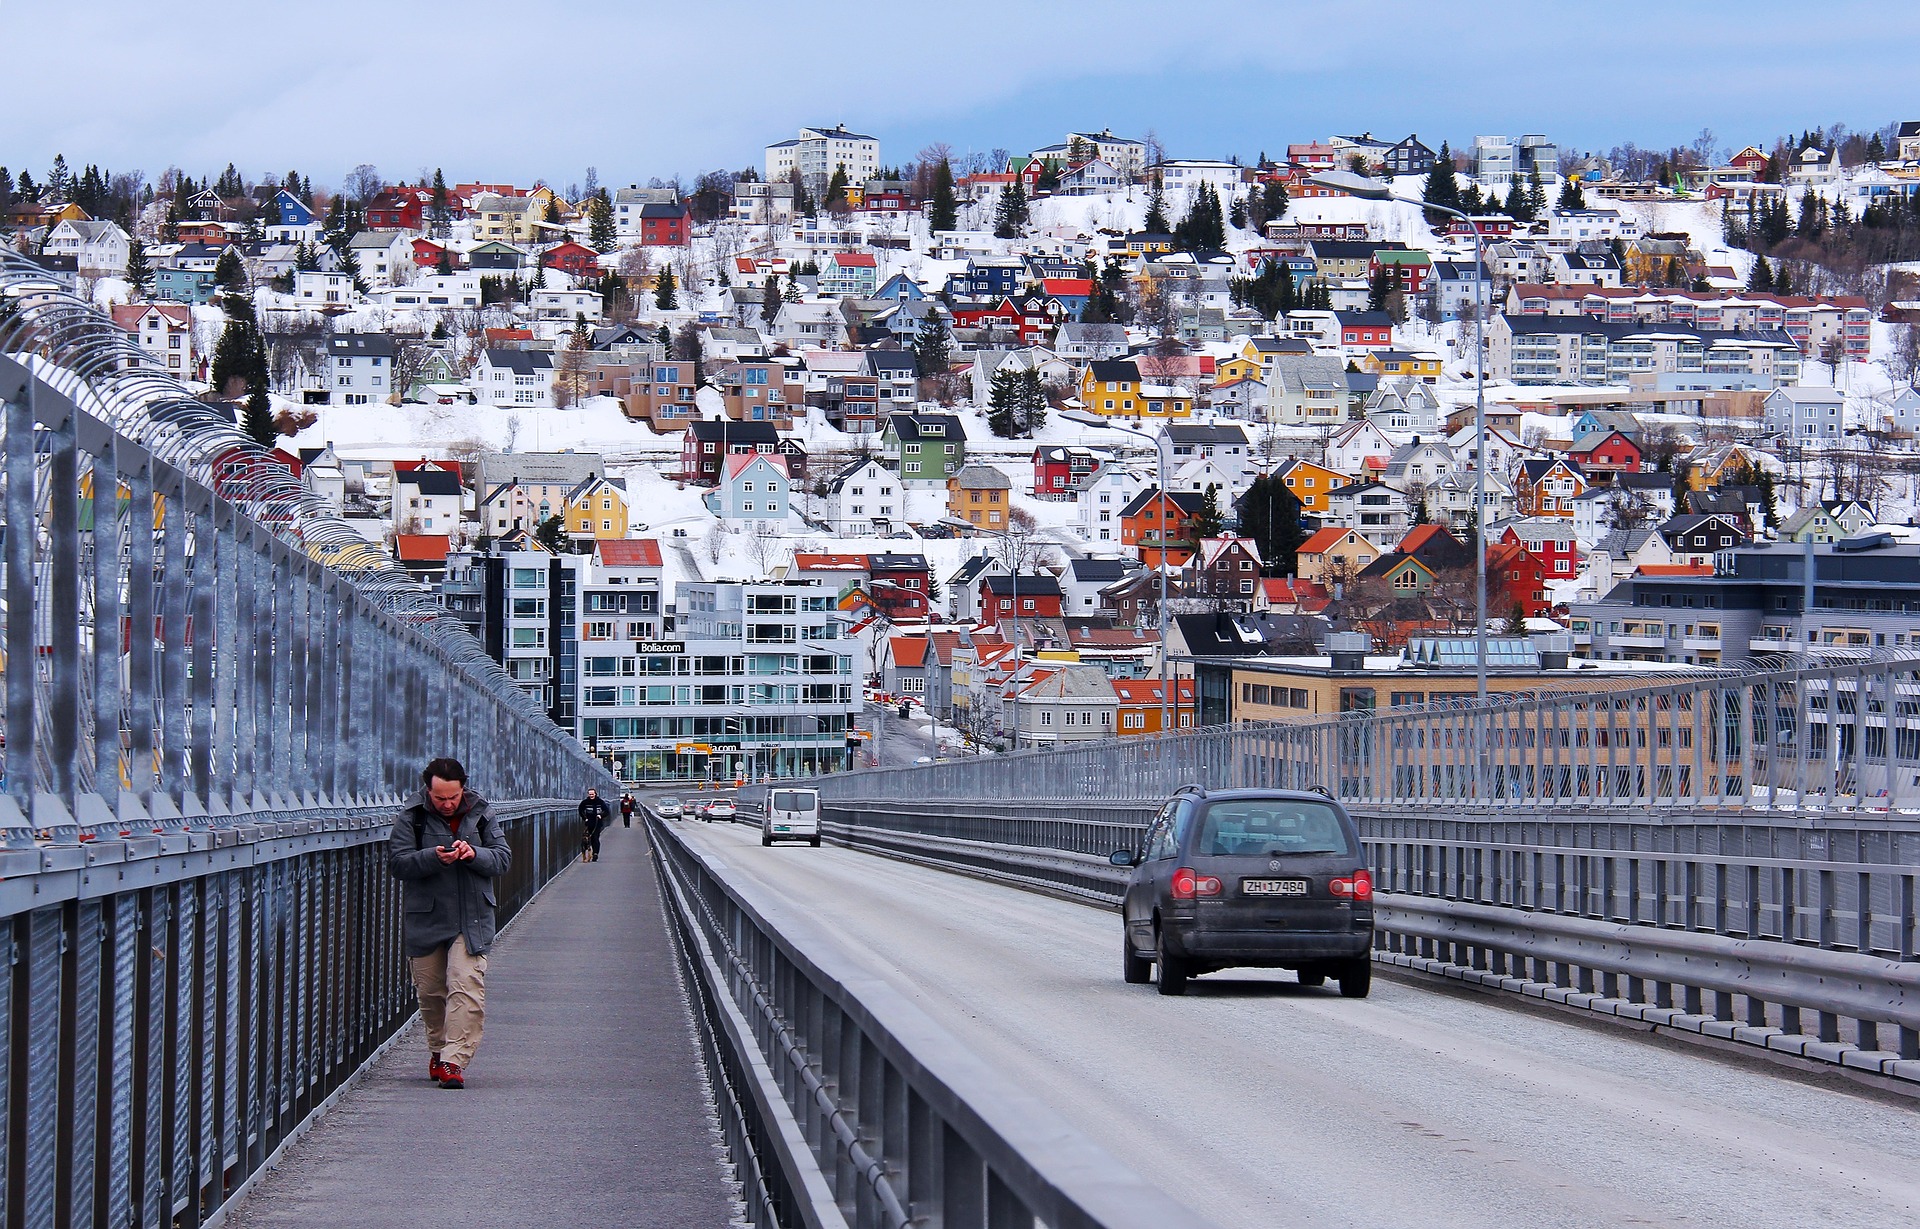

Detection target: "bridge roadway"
[225, 823, 740, 1229]
[677, 819, 1920, 1229]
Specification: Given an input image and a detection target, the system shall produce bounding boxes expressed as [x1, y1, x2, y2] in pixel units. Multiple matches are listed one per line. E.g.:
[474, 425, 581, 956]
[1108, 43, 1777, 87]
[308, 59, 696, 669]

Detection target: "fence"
[816, 655, 1920, 820]
[648, 813, 1222, 1229]
[0, 256, 613, 1226]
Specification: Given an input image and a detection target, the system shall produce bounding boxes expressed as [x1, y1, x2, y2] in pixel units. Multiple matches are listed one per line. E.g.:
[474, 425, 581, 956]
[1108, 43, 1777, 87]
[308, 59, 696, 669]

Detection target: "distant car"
[656, 796, 684, 819]
[1111, 787, 1374, 998]
[762, 787, 821, 847]
[704, 798, 738, 821]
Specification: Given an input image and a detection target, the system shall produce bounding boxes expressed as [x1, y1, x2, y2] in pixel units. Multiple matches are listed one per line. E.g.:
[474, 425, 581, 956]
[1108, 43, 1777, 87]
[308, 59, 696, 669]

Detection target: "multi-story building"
[1488, 315, 1802, 387]
[327, 332, 394, 405]
[1571, 535, 1920, 666]
[765, 125, 881, 197]
[1471, 134, 1558, 189]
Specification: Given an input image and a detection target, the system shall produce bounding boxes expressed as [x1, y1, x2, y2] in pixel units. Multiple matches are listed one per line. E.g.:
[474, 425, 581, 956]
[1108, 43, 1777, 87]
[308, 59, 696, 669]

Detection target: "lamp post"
[1306, 169, 1489, 706]
[1063, 410, 1175, 734]
[941, 517, 1025, 752]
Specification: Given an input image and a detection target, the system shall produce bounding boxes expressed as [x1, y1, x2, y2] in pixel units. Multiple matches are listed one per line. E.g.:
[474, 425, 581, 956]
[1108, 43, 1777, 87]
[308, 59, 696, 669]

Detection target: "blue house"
[703, 452, 793, 521]
[271, 189, 316, 227]
[951, 257, 1025, 299]
[873, 272, 926, 301]
[152, 266, 216, 304]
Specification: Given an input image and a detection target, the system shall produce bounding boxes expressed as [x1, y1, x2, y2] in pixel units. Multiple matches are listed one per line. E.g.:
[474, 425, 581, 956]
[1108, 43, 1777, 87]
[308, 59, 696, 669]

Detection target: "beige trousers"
[410, 941, 487, 1068]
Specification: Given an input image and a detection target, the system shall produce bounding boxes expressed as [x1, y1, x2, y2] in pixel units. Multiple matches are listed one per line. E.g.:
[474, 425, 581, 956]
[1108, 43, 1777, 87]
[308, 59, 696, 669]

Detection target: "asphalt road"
[674, 821, 1920, 1229]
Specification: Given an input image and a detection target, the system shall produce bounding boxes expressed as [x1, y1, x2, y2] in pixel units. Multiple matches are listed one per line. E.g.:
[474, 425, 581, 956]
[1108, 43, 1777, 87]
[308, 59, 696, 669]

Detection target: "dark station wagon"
[1111, 786, 1375, 996]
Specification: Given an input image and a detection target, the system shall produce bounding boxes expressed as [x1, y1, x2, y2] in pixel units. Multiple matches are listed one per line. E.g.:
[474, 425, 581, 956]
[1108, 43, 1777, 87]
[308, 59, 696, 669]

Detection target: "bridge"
[3, 253, 1919, 1228]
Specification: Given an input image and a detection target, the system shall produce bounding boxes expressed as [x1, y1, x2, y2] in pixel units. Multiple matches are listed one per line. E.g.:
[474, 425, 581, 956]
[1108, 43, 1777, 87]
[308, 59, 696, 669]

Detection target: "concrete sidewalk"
[228, 822, 740, 1229]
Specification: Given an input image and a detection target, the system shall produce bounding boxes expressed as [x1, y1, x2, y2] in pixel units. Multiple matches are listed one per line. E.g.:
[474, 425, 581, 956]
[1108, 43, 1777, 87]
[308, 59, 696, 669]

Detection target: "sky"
[6, 0, 1919, 193]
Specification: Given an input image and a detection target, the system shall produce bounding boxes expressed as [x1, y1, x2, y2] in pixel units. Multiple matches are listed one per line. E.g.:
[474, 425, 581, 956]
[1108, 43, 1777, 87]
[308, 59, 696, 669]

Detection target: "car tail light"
[1330, 870, 1374, 901]
[1171, 868, 1222, 899]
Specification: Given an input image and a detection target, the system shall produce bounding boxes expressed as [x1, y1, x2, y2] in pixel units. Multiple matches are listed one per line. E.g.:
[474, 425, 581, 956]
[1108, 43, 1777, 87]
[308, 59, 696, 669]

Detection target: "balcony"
[1682, 635, 1721, 650]
[1609, 633, 1667, 649]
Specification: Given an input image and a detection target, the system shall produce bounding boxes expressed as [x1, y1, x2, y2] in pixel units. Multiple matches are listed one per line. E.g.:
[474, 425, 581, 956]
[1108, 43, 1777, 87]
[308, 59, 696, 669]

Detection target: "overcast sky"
[7, 1, 1917, 192]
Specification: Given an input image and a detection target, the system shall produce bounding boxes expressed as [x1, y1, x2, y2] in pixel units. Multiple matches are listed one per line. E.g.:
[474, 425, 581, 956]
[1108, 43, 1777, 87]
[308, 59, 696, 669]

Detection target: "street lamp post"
[941, 517, 1025, 752]
[1305, 170, 1489, 706]
[1063, 410, 1174, 733]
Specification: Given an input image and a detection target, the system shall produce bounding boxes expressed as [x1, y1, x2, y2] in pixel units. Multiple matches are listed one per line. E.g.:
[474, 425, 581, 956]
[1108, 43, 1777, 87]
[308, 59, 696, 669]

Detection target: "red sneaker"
[429, 1054, 446, 1083]
[438, 1063, 464, 1089]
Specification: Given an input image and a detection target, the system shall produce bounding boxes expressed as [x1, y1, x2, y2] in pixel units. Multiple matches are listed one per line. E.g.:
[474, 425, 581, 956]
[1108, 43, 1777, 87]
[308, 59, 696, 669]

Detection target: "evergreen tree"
[339, 247, 367, 294]
[1526, 167, 1546, 217]
[430, 167, 450, 238]
[529, 261, 547, 291]
[436, 251, 454, 276]
[161, 198, 180, 243]
[654, 262, 678, 309]
[587, 193, 616, 251]
[1019, 367, 1048, 436]
[1228, 197, 1248, 229]
[1748, 254, 1774, 292]
[1503, 180, 1532, 223]
[47, 154, 70, 202]
[761, 275, 782, 325]
[241, 389, 276, 447]
[928, 159, 958, 232]
[1366, 265, 1393, 311]
[1189, 484, 1225, 546]
[542, 196, 562, 225]
[1503, 604, 1529, 635]
[209, 288, 268, 400]
[1866, 133, 1886, 163]
[993, 178, 1029, 239]
[1143, 177, 1170, 233]
[124, 239, 153, 298]
[912, 314, 951, 376]
[1259, 179, 1289, 227]
[1774, 263, 1794, 296]
[1460, 183, 1483, 213]
[213, 247, 247, 293]
[534, 514, 568, 553]
[825, 165, 850, 213]
[1411, 497, 1431, 526]
[1421, 142, 1461, 222]
[1559, 176, 1587, 210]
[987, 367, 1023, 437]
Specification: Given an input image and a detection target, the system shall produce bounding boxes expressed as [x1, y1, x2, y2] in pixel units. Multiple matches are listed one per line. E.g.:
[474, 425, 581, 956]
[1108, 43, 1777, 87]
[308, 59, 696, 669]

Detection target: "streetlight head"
[1060, 409, 1107, 428]
[1304, 170, 1395, 201]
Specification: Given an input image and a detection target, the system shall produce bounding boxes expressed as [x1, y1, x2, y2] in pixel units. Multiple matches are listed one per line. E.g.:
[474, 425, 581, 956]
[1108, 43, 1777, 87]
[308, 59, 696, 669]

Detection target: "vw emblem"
[1269, 859, 1284, 871]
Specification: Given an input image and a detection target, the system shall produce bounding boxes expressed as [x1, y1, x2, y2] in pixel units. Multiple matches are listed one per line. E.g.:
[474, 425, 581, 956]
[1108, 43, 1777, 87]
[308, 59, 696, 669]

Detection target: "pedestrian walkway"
[227, 821, 739, 1229]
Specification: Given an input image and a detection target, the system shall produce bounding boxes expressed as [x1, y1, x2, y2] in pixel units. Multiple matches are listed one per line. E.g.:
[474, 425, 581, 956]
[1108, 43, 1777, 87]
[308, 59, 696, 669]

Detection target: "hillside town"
[14, 118, 1920, 782]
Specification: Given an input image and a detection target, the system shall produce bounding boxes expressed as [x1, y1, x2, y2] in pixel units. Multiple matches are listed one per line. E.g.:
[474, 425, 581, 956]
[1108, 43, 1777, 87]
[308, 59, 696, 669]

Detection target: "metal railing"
[0, 257, 613, 1227]
[815, 656, 1920, 819]
[648, 813, 1222, 1229]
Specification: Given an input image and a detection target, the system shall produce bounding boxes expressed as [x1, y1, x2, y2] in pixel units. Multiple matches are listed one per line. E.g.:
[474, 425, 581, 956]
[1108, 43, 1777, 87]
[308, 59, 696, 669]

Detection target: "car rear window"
[1194, 801, 1355, 858]
[772, 791, 817, 811]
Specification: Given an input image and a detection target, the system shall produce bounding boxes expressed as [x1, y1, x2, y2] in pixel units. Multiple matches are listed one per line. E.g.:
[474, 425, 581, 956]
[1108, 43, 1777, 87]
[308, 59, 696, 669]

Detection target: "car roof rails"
[1172, 782, 1209, 799]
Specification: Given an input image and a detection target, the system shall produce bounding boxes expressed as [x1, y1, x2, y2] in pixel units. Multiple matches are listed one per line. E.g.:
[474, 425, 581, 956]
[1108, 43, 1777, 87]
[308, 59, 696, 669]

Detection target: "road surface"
[672, 820, 1920, 1229]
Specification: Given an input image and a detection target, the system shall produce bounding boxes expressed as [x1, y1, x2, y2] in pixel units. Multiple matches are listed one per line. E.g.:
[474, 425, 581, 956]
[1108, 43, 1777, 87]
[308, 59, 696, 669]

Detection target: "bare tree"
[343, 164, 384, 203]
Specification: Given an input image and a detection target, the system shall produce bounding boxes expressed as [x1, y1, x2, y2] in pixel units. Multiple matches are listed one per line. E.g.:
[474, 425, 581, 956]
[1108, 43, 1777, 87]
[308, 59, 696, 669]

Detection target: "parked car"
[704, 797, 738, 822]
[656, 796, 684, 819]
[1111, 786, 1374, 997]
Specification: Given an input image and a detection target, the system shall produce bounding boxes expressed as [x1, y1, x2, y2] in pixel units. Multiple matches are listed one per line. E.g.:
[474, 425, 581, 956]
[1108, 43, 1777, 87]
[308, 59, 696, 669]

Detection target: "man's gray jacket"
[387, 789, 513, 958]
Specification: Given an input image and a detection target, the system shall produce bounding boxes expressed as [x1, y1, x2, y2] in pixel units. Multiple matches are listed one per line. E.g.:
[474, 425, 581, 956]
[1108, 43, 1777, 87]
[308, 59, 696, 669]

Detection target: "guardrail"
[1, 798, 581, 1229]
[812, 656, 1920, 819]
[646, 813, 1223, 1229]
[0, 254, 613, 1226]
[813, 804, 1920, 1085]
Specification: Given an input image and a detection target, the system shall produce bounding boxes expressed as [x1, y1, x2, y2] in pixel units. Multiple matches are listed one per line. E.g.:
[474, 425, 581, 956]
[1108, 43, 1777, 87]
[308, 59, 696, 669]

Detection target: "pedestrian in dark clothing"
[620, 793, 636, 828]
[579, 788, 611, 862]
[388, 757, 512, 1090]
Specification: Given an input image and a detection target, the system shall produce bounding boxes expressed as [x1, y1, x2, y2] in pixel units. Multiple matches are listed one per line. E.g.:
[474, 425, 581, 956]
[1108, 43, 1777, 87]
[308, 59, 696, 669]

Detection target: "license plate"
[1241, 878, 1309, 896]
[774, 826, 790, 832]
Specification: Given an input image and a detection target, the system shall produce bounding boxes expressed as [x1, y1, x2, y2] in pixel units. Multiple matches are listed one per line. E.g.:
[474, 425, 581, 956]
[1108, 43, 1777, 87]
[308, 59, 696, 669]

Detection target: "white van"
[763, 788, 821, 847]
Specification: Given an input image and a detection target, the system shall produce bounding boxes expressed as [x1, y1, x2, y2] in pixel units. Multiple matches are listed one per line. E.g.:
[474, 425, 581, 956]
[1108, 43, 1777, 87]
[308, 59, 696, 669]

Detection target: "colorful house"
[702, 452, 791, 520]
[1295, 527, 1382, 585]
[1119, 488, 1203, 568]
[563, 475, 630, 539]
[1273, 459, 1355, 515]
[1515, 458, 1588, 517]
[1113, 677, 1196, 736]
[1078, 359, 1143, 416]
[640, 202, 690, 246]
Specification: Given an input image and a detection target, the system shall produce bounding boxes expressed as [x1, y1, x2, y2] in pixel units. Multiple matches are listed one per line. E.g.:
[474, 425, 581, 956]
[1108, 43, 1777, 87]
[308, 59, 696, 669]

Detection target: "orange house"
[1274, 458, 1355, 514]
[1113, 677, 1196, 736]
[1120, 488, 1202, 567]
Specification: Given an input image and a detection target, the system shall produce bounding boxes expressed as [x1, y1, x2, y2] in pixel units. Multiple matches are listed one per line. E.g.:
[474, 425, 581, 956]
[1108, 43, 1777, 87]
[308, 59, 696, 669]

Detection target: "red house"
[1336, 311, 1394, 348]
[981, 573, 1064, 628]
[412, 237, 456, 269]
[365, 187, 430, 231]
[640, 202, 690, 246]
[859, 183, 915, 212]
[175, 220, 231, 246]
[1032, 445, 1100, 497]
[540, 240, 601, 279]
[949, 295, 1051, 343]
[1446, 215, 1516, 239]
[867, 552, 933, 619]
[1568, 429, 1642, 481]
[1726, 146, 1769, 178]
[1488, 540, 1549, 619]
[1498, 522, 1578, 585]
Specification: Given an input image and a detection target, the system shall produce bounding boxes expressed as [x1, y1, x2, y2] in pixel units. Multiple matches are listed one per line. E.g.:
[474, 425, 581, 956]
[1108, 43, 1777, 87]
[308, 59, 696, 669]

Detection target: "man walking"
[620, 792, 636, 828]
[388, 757, 511, 1090]
[579, 787, 611, 862]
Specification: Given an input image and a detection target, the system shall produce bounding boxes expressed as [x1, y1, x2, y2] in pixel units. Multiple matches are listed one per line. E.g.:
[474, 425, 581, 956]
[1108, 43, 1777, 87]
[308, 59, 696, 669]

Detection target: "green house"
[881, 411, 967, 486]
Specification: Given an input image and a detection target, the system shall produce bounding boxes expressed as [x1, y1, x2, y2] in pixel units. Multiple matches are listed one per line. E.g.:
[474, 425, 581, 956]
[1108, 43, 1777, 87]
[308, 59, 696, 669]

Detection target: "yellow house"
[947, 464, 1012, 528]
[564, 476, 630, 539]
[1079, 359, 1144, 416]
[1361, 349, 1443, 383]
[1295, 526, 1381, 585]
[1274, 459, 1355, 514]
[1215, 354, 1261, 385]
[1135, 382, 1193, 417]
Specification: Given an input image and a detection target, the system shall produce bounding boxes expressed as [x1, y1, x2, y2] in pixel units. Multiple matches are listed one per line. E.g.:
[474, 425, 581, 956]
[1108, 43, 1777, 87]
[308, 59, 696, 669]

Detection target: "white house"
[1431, 469, 1516, 530]
[1149, 159, 1247, 199]
[1325, 419, 1396, 477]
[704, 452, 792, 521]
[44, 219, 131, 276]
[1882, 387, 1920, 437]
[1161, 422, 1253, 491]
[346, 230, 412, 288]
[327, 333, 395, 406]
[612, 184, 679, 239]
[393, 466, 464, 536]
[1074, 462, 1149, 545]
[110, 304, 194, 376]
[1764, 386, 1846, 443]
[1539, 208, 1641, 251]
[1324, 480, 1413, 548]
[824, 457, 903, 535]
[476, 348, 556, 408]
[771, 301, 847, 349]
[765, 125, 881, 196]
[531, 287, 604, 324]
[373, 272, 483, 311]
[295, 270, 355, 308]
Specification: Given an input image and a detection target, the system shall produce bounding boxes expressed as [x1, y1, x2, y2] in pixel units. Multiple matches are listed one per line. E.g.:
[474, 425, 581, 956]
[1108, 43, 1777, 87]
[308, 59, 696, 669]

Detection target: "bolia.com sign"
[635, 640, 687, 655]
